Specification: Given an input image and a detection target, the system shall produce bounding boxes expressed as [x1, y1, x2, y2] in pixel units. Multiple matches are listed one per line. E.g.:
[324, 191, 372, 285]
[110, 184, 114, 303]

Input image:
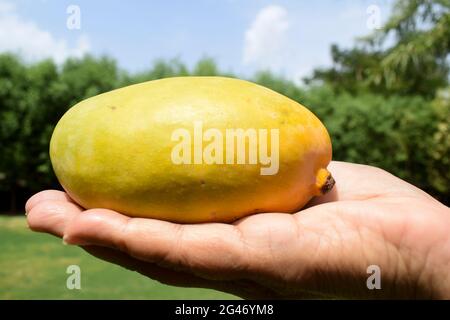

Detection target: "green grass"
[0, 215, 237, 299]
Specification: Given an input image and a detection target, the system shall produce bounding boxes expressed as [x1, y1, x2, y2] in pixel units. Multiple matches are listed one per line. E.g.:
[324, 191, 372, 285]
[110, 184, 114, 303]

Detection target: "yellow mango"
[50, 77, 334, 223]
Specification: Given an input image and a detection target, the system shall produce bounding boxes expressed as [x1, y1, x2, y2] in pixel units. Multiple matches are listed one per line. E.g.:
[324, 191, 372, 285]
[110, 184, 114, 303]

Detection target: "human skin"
[26, 161, 450, 299]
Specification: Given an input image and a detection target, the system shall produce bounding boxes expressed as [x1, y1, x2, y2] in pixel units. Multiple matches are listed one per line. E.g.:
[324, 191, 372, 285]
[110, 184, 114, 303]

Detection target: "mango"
[50, 77, 334, 223]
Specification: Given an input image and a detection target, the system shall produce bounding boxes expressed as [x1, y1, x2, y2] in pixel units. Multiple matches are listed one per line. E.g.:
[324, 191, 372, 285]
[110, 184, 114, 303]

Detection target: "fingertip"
[27, 205, 44, 232]
[26, 199, 83, 237]
[26, 200, 56, 233]
[62, 233, 88, 246]
[25, 190, 73, 214]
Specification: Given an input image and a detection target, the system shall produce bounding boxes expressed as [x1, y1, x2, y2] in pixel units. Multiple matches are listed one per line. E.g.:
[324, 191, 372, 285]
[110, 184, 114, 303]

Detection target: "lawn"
[0, 215, 237, 299]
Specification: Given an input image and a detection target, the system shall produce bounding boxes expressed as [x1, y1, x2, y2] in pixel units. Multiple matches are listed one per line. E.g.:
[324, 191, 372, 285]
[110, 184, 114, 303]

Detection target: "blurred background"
[0, 0, 449, 299]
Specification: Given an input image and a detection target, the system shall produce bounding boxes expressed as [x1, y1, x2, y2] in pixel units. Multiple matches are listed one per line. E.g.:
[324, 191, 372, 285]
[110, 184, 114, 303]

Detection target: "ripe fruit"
[50, 77, 334, 223]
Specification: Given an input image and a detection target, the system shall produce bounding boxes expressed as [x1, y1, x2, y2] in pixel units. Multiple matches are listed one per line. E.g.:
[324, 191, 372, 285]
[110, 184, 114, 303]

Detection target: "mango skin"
[50, 77, 332, 223]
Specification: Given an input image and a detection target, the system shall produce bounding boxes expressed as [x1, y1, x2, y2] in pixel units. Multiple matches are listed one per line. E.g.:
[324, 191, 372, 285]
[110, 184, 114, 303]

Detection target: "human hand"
[26, 161, 450, 299]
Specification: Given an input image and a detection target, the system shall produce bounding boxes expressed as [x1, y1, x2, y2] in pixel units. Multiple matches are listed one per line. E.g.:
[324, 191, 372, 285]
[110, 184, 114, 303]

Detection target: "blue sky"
[0, 0, 393, 82]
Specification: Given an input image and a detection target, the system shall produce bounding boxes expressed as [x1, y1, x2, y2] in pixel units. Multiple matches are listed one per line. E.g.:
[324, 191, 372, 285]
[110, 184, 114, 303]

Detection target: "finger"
[25, 190, 75, 213]
[63, 209, 248, 280]
[27, 199, 83, 237]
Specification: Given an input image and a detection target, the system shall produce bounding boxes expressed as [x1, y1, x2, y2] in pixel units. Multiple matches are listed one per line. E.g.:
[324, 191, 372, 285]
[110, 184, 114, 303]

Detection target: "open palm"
[26, 161, 450, 299]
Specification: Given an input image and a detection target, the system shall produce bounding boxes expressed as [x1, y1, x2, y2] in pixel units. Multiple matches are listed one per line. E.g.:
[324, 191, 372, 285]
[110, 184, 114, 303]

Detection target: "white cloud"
[0, 0, 14, 14]
[243, 5, 290, 70]
[0, 0, 90, 64]
[242, 3, 390, 83]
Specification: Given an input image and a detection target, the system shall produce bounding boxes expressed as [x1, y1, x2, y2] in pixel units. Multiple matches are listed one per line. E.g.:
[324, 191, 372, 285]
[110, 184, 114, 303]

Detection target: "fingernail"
[63, 235, 88, 246]
[62, 236, 72, 245]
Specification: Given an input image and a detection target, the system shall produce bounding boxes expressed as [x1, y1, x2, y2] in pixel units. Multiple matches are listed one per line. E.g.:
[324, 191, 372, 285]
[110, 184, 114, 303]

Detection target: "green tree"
[192, 57, 219, 76]
[307, 0, 450, 97]
[428, 87, 450, 194]
[0, 54, 28, 211]
[0, 54, 122, 212]
[298, 85, 448, 202]
[253, 70, 305, 102]
[122, 58, 189, 85]
[60, 55, 120, 107]
[0, 55, 60, 211]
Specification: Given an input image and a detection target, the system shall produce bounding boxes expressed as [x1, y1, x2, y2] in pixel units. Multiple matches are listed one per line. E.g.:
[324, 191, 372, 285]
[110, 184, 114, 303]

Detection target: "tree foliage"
[1, 0, 449, 212]
[307, 0, 450, 97]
